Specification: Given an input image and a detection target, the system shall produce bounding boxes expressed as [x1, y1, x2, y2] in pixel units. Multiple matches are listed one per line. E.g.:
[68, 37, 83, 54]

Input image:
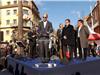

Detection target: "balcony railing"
[0, 3, 30, 9]
[0, 4, 40, 18]
[0, 25, 30, 29]
[0, 4, 18, 9]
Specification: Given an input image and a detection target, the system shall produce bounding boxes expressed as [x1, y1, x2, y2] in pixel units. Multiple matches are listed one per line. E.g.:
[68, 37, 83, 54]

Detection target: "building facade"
[86, 1, 100, 34]
[0, 0, 40, 42]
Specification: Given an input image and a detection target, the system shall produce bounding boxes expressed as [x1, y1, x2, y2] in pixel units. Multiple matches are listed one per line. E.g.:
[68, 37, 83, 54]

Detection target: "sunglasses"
[43, 17, 47, 18]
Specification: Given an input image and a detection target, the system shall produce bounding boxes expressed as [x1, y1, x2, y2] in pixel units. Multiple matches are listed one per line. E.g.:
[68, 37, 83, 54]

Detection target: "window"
[23, 9, 28, 15]
[0, 31, 4, 41]
[6, 10, 10, 15]
[13, 9, 17, 15]
[23, 1, 28, 5]
[0, 1, 1, 5]
[0, 21, 1, 25]
[13, 19, 17, 24]
[6, 30, 9, 35]
[14, 0, 17, 4]
[6, 20, 10, 25]
[7, 1, 10, 5]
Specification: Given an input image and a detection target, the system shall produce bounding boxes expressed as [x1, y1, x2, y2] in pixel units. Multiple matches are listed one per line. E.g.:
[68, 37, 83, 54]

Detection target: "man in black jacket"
[28, 30, 37, 58]
[62, 19, 76, 62]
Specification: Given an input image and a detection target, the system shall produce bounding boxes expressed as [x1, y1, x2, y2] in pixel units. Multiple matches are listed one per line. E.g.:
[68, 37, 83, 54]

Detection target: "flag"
[88, 33, 100, 41]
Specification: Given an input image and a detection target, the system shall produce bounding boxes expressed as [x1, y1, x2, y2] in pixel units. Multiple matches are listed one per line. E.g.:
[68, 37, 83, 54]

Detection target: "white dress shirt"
[43, 21, 47, 28]
[78, 27, 81, 37]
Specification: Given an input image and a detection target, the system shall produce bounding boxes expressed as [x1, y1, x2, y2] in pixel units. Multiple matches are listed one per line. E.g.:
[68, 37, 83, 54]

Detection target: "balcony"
[0, 25, 30, 29]
[0, 4, 18, 9]
[0, 3, 30, 9]
[0, 4, 39, 17]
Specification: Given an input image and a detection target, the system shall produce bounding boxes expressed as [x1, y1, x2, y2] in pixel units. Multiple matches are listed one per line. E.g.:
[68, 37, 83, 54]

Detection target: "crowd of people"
[56, 19, 97, 63]
[0, 13, 99, 66]
[0, 40, 17, 70]
[32, 13, 99, 63]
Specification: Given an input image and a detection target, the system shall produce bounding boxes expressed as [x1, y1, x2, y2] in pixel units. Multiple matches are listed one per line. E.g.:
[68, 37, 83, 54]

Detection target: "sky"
[34, 0, 96, 30]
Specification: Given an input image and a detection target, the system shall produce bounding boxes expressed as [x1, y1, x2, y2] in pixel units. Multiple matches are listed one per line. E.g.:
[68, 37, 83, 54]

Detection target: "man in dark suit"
[38, 13, 53, 63]
[62, 19, 76, 62]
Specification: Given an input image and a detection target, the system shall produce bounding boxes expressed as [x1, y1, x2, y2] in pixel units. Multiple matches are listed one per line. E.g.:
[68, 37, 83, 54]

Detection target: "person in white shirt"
[38, 13, 53, 63]
[76, 19, 90, 60]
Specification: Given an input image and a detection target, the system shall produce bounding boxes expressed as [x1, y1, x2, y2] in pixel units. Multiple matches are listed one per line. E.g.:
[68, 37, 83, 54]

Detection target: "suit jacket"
[38, 21, 53, 38]
[62, 25, 75, 47]
[76, 25, 89, 48]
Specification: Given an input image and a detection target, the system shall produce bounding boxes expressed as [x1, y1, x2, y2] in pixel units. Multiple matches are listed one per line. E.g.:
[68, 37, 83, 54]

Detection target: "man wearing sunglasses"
[38, 13, 53, 63]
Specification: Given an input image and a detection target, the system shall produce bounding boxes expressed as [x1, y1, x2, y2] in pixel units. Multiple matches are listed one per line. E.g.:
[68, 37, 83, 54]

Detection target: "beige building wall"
[0, 0, 40, 42]
[0, 28, 14, 42]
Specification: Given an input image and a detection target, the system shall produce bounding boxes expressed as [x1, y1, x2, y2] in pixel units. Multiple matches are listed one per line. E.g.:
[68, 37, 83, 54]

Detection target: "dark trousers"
[83, 48, 88, 60]
[77, 38, 82, 59]
[73, 47, 77, 58]
[29, 43, 36, 58]
[57, 39, 62, 51]
[38, 37, 49, 63]
[62, 45, 74, 60]
[57, 40, 60, 52]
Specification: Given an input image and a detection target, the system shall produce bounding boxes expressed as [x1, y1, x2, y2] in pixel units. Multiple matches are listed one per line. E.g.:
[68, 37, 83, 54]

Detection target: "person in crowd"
[38, 13, 53, 63]
[0, 41, 10, 70]
[76, 19, 90, 60]
[62, 19, 76, 62]
[88, 41, 97, 57]
[57, 24, 64, 59]
[28, 29, 37, 58]
[57, 24, 64, 51]
[9, 40, 13, 55]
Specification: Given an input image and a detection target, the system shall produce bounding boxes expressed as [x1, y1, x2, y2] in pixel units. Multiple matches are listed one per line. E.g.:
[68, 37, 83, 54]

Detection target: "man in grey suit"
[38, 13, 53, 63]
[77, 19, 90, 60]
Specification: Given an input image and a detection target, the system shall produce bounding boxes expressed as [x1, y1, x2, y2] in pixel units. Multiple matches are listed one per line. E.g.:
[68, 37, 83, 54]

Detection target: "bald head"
[43, 13, 48, 22]
[43, 13, 48, 18]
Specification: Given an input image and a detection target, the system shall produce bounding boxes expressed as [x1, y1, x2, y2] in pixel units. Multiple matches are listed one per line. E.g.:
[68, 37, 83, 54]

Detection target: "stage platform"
[7, 56, 100, 75]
